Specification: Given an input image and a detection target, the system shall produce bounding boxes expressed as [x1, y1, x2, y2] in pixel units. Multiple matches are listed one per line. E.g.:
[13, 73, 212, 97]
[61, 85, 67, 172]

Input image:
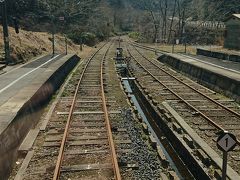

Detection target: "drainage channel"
[121, 77, 193, 179]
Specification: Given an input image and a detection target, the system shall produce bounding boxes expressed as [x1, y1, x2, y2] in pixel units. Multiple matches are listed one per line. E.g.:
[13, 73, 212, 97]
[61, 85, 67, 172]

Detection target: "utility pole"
[52, 29, 55, 57]
[171, 30, 176, 53]
[64, 0, 67, 55]
[46, 2, 55, 57]
[168, 0, 177, 43]
[181, 8, 187, 54]
[65, 34, 67, 55]
[58, 16, 67, 55]
[118, 36, 121, 48]
[80, 36, 83, 51]
[51, 15, 55, 57]
[1, 0, 12, 64]
[51, 14, 55, 57]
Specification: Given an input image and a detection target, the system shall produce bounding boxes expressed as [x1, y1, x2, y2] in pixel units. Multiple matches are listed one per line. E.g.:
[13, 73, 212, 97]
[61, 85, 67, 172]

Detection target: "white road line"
[179, 54, 240, 75]
[0, 55, 61, 94]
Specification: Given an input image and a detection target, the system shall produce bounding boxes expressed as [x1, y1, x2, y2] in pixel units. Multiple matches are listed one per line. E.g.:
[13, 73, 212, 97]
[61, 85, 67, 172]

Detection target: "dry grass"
[208, 47, 240, 55]
[141, 43, 197, 55]
[141, 42, 240, 56]
[159, 44, 197, 54]
[0, 26, 94, 63]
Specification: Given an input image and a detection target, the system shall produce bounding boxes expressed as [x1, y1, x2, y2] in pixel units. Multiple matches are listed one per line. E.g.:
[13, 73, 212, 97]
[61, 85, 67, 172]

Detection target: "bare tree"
[138, 0, 170, 42]
[168, 0, 177, 43]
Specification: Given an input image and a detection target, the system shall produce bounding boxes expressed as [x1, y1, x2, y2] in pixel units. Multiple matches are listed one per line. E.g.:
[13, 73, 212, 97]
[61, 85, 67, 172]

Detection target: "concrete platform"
[0, 53, 80, 178]
[180, 53, 240, 74]
[197, 48, 240, 63]
[158, 53, 240, 102]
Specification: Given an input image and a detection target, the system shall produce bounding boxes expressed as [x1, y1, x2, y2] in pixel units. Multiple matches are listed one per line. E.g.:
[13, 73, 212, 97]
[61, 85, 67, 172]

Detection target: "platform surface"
[181, 53, 240, 72]
[170, 53, 240, 81]
[0, 54, 74, 133]
[135, 43, 240, 81]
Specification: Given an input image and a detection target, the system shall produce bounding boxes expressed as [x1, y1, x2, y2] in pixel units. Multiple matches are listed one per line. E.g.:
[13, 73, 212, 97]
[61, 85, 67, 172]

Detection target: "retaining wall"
[158, 55, 240, 103]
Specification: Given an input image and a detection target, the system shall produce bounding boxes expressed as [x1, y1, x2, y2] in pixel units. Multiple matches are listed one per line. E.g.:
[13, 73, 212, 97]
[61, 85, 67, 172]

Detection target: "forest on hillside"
[2, 0, 240, 45]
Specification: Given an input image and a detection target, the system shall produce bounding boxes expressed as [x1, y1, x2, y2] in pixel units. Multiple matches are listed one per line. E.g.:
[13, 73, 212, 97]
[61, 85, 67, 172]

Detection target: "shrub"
[128, 32, 140, 40]
[81, 32, 97, 46]
[67, 30, 97, 46]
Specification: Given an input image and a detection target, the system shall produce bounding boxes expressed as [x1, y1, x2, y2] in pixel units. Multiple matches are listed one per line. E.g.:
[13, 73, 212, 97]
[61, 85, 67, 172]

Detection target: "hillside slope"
[0, 26, 87, 64]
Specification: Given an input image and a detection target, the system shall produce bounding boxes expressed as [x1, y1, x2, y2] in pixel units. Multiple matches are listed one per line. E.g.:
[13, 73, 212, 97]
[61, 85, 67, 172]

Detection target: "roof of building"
[233, 14, 240, 19]
[224, 14, 240, 22]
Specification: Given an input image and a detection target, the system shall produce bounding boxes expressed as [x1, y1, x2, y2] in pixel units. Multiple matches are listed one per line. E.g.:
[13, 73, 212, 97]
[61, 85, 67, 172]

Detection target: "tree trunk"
[168, 0, 177, 43]
[163, 0, 168, 42]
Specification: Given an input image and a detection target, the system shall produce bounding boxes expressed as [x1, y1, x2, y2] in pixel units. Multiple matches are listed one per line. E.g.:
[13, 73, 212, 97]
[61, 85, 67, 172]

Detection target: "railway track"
[10, 39, 179, 180]
[130, 42, 169, 53]
[52, 42, 121, 179]
[12, 43, 122, 180]
[126, 42, 240, 175]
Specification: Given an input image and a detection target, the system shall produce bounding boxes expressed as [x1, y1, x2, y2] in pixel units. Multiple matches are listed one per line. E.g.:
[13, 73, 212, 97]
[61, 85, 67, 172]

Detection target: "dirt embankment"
[0, 26, 91, 63]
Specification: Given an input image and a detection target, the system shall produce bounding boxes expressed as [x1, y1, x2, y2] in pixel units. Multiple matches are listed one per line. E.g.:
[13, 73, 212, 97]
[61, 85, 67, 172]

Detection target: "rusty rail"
[127, 43, 240, 145]
[132, 43, 240, 118]
[52, 42, 121, 180]
[100, 46, 121, 180]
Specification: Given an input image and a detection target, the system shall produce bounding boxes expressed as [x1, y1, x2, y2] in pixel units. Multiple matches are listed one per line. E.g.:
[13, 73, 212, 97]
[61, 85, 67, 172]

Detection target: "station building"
[224, 14, 240, 50]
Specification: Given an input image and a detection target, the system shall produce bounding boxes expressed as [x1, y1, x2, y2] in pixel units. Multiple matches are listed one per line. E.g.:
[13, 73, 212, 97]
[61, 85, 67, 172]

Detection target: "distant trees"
[6, 0, 40, 15]
[132, 0, 240, 43]
[3, 0, 240, 44]
[108, 0, 124, 27]
[136, 0, 185, 43]
[183, 0, 240, 21]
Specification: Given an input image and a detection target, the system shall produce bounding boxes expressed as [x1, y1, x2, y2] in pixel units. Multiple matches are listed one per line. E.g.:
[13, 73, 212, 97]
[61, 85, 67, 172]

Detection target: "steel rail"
[133, 43, 240, 120]
[131, 42, 169, 53]
[52, 43, 109, 180]
[100, 44, 121, 180]
[127, 44, 240, 145]
[130, 42, 240, 119]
